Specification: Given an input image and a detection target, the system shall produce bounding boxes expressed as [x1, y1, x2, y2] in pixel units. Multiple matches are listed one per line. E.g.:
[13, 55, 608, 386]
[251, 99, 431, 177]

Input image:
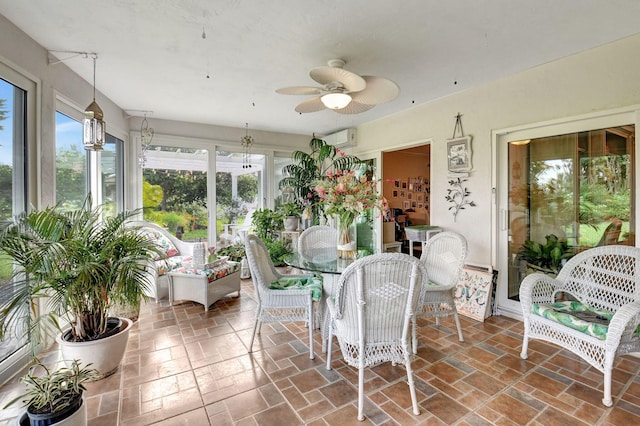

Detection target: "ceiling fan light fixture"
[321, 92, 351, 110]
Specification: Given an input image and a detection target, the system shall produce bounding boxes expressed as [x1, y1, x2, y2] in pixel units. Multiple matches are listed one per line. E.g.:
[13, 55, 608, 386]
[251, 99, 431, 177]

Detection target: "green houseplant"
[280, 136, 362, 223]
[279, 202, 303, 231]
[4, 359, 97, 426]
[518, 234, 575, 274]
[0, 196, 160, 377]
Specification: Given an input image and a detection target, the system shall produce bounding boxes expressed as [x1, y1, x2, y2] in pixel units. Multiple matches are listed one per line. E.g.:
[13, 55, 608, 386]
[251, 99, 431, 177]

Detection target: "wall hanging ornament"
[445, 177, 476, 222]
[447, 113, 472, 173]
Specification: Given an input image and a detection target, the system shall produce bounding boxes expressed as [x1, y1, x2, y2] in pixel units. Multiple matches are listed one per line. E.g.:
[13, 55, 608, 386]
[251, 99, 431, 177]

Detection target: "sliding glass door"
[496, 113, 636, 317]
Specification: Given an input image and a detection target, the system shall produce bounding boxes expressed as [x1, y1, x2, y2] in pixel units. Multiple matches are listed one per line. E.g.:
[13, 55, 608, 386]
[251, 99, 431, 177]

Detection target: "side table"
[168, 261, 241, 311]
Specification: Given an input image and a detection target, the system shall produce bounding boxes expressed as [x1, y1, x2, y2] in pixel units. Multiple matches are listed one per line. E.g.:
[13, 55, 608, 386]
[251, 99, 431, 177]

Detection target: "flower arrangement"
[314, 170, 388, 258]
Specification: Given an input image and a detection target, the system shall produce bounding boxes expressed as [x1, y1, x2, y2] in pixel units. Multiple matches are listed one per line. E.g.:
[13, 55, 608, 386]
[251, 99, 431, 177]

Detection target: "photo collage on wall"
[392, 176, 430, 211]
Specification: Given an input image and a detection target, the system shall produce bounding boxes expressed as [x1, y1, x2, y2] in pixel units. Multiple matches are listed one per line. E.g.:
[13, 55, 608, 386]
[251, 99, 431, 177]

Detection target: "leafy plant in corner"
[0, 195, 161, 346]
[445, 178, 476, 222]
[279, 202, 303, 218]
[518, 234, 575, 273]
[4, 359, 98, 424]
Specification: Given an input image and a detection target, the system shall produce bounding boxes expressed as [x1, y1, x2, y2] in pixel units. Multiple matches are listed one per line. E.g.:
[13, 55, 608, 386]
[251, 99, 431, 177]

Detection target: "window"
[55, 111, 87, 209]
[0, 66, 33, 382]
[55, 110, 124, 213]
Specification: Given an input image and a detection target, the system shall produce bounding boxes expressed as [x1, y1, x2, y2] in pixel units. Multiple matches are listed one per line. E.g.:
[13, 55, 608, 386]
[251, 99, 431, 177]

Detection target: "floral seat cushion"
[270, 275, 323, 302]
[155, 256, 192, 276]
[532, 300, 640, 340]
[140, 227, 179, 260]
[171, 261, 240, 283]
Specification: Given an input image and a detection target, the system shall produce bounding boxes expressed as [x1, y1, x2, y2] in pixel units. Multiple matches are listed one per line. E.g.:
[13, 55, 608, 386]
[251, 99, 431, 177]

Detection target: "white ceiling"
[1, 0, 640, 136]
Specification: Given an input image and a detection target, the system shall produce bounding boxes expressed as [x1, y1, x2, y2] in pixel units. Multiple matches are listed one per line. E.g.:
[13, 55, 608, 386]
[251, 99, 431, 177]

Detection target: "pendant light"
[83, 55, 106, 151]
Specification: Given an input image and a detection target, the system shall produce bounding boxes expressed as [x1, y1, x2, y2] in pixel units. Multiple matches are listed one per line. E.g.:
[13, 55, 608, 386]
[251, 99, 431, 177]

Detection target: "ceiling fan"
[276, 59, 400, 114]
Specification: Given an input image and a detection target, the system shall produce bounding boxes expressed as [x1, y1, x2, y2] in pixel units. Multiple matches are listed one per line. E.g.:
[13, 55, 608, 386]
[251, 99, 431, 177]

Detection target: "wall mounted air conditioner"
[322, 128, 357, 149]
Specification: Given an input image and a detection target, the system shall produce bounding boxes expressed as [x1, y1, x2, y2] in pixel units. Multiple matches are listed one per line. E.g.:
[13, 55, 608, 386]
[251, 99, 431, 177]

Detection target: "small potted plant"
[4, 359, 98, 426]
[279, 202, 303, 231]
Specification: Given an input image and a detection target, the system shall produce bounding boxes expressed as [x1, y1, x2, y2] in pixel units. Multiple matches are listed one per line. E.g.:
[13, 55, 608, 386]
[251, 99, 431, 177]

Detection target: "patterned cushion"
[270, 275, 323, 301]
[155, 256, 192, 276]
[171, 261, 240, 283]
[532, 301, 615, 340]
[140, 227, 179, 260]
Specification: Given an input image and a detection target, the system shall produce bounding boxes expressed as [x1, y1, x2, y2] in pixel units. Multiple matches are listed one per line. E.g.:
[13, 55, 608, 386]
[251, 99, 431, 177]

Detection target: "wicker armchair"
[244, 234, 318, 359]
[520, 245, 640, 406]
[326, 253, 427, 421]
[298, 225, 338, 263]
[413, 231, 468, 351]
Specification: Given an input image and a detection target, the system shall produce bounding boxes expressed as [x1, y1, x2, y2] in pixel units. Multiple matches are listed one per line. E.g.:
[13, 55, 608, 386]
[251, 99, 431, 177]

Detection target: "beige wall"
[351, 34, 640, 266]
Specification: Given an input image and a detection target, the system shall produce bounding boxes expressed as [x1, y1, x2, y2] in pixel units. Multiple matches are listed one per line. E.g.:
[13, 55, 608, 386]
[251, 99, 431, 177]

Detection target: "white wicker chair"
[244, 234, 318, 359]
[520, 245, 640, 406]
[326, 252, 428, 421]
[298, 225, 338, 263]
[413, 231, 468, 351]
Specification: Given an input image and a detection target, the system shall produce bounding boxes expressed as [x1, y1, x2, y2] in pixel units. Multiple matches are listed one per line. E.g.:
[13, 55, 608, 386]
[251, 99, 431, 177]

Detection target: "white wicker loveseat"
[520, 245, 640, 406]
[132, 221, 199, 301]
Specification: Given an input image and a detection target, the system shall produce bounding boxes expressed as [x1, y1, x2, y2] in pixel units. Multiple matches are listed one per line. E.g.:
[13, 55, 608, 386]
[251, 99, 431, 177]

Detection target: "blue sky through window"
[0, 79, 13, 166]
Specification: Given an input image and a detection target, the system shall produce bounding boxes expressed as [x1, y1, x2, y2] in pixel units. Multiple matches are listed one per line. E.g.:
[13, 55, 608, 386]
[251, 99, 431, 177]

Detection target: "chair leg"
[520, 324, 529, 359]
[412, 315, 417, 355]
[405, 360, 420, 416]
[358, 364, 365, 421]
[326, 325, 334, 370]
[453, 311, 464, 342]
[248, 317, 260, 353]
[308, 298, 315, 360]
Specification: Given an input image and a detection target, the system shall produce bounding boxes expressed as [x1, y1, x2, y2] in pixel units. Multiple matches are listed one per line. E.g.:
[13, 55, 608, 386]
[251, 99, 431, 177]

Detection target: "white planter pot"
[17, 399, 87, 426]
[56, 318, 133, 380]
[283, 216, 299, 231]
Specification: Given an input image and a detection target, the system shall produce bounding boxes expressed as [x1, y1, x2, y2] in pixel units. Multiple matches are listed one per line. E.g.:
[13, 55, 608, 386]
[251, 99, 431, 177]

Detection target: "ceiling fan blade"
[350, 76, 400, 105]
[295, 97, 326, 113]
[310, 66, 366, 92]
[276, 86, 323, 95]
[335, 100, 375, 115]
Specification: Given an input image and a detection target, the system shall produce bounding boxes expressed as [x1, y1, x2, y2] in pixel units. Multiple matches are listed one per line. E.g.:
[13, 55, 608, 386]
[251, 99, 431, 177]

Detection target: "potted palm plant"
[4, 360, 97, 426]
[0, 196, 160, 379]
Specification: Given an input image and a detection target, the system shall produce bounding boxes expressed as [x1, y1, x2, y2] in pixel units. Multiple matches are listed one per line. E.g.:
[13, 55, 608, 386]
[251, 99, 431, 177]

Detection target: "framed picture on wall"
[447, 136, 473, 172]
[402, 200, 410, 210]
[401, 181, 407, 189]
[392, 190, 398, 198]
[394, 180, 400, 188]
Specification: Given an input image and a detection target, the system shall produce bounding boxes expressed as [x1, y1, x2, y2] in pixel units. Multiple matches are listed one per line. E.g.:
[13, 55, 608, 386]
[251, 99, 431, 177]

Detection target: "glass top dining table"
[283, 251, 362, 275]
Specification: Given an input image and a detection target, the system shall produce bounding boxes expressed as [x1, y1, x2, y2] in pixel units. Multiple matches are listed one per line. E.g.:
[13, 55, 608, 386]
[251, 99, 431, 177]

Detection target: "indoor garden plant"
[279, 201, 303, 231]
[4, 359, 97, 426]
[0, 196, 161, 379]
[280, 136, 362, 224]
[518, 233, 575, 275]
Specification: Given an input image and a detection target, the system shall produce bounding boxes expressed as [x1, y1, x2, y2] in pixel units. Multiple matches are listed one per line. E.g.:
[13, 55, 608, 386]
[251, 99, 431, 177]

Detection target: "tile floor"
[1, 276, 640, 425]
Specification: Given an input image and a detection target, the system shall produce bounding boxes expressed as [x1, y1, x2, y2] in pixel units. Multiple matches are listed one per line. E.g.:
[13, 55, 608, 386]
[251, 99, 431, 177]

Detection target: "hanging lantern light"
[82, 55, 106, 151]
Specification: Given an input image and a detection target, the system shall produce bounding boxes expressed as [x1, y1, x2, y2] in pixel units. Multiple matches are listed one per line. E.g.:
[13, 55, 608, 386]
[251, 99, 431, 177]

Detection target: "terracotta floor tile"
[4, 277, 640, 425]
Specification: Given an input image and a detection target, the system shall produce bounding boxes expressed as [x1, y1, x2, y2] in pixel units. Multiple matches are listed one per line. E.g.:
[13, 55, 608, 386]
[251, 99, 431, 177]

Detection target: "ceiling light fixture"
[138, 113, 154, 167]
[321, 92, 352, 110]
[241, 123, 254, 169]
[82, 54, 106, 151]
